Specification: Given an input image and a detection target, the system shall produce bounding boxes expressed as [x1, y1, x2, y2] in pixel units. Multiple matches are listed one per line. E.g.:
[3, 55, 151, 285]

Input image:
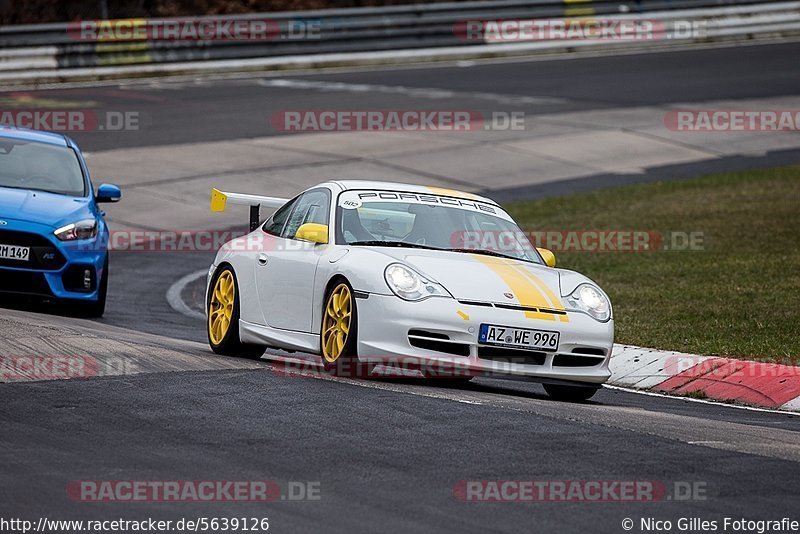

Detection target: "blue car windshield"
[0, 138, 86, 197]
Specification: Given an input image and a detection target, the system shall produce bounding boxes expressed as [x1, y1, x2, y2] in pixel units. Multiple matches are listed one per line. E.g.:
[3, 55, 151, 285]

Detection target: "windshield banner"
[337, 190, 513, 221]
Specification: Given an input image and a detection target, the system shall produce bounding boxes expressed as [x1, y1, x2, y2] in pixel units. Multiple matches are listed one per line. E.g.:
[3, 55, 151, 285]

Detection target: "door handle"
[257, 253, 268, 266]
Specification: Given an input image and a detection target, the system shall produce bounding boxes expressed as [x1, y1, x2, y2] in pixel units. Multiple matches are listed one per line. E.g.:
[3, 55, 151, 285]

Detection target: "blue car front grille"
[0, 229, 66, 270]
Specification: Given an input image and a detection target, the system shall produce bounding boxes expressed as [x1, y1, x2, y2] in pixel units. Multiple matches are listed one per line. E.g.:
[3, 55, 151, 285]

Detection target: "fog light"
[62, 265, 96, 292]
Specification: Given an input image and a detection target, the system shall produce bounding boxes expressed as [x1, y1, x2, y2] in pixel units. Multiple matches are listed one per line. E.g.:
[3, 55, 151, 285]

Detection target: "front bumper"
[0, 224, 106, 302]
[356, 293, 613, 385]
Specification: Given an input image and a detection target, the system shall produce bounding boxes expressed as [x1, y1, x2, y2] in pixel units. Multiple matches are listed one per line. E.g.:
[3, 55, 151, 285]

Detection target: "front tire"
[207, 265, 265, 359]
[320, 279, 369, 377]
[543, 383, 600, 402]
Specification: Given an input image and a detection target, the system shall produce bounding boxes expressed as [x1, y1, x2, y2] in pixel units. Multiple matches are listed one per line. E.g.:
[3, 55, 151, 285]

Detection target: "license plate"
[0, 244, 30, 262]
[479, 324, 559, 352]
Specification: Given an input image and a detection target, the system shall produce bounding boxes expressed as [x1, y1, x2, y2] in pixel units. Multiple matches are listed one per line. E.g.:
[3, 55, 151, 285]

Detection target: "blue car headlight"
[54, 219, 98, 241]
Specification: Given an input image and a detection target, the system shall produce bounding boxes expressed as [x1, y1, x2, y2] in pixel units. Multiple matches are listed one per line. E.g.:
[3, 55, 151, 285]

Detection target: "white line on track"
[604, 384, 796, 416]
[256, 78, 568, 105]
[166, 269, 207, 320]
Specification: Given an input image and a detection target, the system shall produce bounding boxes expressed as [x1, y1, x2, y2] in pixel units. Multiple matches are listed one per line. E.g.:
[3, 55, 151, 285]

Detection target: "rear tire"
[544, 383, 599, 402]
[207, 265, 265, 359]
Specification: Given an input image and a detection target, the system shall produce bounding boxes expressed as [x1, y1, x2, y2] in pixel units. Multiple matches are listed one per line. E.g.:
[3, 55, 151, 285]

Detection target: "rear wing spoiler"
[211, 188, 289, 231]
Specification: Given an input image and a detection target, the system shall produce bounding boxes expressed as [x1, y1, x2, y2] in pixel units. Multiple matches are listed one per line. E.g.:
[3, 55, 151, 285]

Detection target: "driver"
[404, 205, 451, 247]
[341, 207, 374, 242]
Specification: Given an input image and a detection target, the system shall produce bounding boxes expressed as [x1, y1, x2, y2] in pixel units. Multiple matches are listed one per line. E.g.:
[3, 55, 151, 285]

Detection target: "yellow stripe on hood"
[505, 260, 570, 323]
[472, 255, 556, 321]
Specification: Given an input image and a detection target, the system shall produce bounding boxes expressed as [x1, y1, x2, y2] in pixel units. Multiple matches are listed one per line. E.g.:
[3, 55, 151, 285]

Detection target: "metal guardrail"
[0, 0, 799, 78]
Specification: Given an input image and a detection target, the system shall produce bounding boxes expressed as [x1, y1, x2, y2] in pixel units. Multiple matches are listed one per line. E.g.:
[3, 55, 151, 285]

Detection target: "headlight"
[54, 219, 98, 241]
[563, 283, 611, 322]
[384, 263, 450, 301]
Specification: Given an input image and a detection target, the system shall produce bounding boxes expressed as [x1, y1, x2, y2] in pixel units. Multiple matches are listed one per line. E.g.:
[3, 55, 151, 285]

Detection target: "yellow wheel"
[209, 270, 234, 346]
[320, 279, 370, 376]
[207, 266, 265, 359]
[322, 282, 353, 364]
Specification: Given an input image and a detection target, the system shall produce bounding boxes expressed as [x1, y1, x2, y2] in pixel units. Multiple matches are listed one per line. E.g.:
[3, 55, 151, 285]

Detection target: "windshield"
[0, 137, 86, 197]
[335, 190, 541, 263]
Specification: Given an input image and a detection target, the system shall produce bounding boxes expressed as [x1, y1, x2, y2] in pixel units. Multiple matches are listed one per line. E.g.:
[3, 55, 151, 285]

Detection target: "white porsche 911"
[206, 181, 613, 401]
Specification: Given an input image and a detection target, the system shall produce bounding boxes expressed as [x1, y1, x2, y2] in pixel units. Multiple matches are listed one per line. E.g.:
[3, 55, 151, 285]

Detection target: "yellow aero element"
[211, 188, 227, 212]
[457, 310, 470, 321]
[425, 186, 479, 200]
[295, 223, 329, 244]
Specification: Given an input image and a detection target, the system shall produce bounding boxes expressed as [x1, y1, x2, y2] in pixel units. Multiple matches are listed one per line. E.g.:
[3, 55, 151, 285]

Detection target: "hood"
[0, 187, 93, 228]
[377, 248, 565, 311]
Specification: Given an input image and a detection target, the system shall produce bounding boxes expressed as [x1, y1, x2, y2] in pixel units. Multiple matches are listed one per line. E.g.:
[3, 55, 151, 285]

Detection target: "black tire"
[320, 278, 371, 378]
[207, 265, 265, 359]
[543, 383, 600, 402]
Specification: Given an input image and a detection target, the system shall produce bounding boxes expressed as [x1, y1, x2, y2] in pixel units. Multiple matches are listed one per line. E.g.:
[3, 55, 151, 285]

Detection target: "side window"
[283, 190, 331, 240]
[262, 197, 298, 236]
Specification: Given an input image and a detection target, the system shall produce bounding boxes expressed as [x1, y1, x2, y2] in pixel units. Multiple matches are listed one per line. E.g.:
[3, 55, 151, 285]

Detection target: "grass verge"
[505, 165, 800, 361]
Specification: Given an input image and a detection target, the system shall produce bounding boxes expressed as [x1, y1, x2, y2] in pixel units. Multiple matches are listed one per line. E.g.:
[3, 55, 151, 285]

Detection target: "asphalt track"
[20, 41, 800, 152]
[2, 43, 800, 532]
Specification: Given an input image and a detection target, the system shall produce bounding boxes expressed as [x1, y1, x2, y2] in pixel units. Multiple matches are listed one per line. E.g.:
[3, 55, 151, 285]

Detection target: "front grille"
[478, 346, 546, 366]
[408, 330, 470, 357]
[0, 229, 66, 270]
[553, 354, 604, 367]
[0, 270, 53, 297]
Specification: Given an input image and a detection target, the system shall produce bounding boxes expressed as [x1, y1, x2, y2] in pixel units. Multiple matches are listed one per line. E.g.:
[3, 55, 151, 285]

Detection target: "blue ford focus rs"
[0, 128, 121, 316]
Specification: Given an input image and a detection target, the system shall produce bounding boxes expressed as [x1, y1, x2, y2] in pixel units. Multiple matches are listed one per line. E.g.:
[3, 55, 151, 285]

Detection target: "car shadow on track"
[262, 351, 602, 405]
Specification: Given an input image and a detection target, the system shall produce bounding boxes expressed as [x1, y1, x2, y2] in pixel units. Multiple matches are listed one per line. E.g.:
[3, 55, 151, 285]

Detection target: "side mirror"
[295, 223, 328, 245]
[96, 183, 121, 203]
[537, 247, 556, 267]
